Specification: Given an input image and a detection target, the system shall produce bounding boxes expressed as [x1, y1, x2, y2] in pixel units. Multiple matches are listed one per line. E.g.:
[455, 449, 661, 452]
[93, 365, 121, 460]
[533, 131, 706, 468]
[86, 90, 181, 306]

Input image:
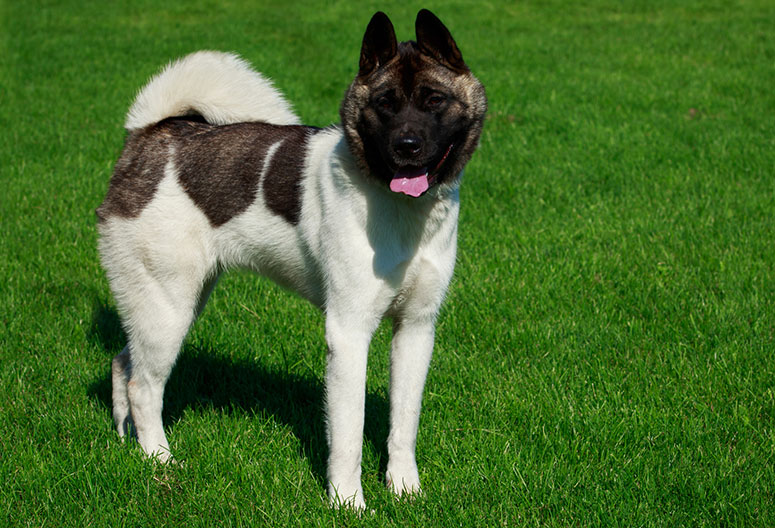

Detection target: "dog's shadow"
[87, 303, 389, 484]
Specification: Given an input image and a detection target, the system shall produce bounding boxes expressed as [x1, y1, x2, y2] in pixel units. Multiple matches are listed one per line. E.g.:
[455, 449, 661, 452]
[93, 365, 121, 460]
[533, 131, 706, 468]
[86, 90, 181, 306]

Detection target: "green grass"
[2, 0, 774, 525]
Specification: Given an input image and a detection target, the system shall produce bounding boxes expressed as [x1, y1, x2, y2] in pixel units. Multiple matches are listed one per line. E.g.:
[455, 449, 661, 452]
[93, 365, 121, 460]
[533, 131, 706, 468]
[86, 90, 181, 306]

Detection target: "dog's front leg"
[385, 315, 435, 497]
[324, 313, 375, 510]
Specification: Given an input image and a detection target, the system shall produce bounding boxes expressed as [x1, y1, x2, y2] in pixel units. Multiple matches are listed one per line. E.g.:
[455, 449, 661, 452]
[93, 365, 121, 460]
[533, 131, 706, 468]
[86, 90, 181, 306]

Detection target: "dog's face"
[341, 10, 487, 197]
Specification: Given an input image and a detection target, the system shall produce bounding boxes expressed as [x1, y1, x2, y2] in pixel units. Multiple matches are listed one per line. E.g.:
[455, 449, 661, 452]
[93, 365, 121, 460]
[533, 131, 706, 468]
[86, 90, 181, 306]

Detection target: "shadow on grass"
[87, 303, 390, 485]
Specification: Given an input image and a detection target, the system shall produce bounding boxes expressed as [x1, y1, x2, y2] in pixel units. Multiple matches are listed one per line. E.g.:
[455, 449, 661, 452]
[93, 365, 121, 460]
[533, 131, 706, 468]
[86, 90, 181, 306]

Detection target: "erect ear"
[359, 12, 398, 77]
[415, 9, 468, 73]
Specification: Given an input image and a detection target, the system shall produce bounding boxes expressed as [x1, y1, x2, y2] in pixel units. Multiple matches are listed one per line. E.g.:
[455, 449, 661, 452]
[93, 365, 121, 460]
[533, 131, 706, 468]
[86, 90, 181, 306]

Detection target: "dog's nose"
[393, 135, 423, 158]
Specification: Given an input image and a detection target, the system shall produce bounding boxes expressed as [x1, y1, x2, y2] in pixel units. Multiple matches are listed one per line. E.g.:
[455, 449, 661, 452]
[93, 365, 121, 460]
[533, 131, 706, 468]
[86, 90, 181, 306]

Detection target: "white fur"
[125, 51, 300, 130]
[100, 52, 460, 510]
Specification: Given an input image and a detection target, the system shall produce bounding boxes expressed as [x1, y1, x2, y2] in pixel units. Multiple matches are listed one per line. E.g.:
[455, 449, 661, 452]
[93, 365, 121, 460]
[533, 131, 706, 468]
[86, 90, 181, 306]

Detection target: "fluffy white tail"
[125, 51, 301, 131]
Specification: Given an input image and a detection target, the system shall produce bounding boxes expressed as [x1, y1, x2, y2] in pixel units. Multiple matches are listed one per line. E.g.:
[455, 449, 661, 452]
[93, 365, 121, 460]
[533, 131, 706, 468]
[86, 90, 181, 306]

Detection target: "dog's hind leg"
[101, 167, 218, 460]
[112, 346, 132, 438]
[112, 264, 216, 462]
[122, 278, 199, 462]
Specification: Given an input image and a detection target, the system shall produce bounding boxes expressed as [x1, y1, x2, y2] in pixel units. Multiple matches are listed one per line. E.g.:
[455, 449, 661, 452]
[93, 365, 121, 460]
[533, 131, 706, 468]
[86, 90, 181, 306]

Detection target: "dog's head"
[341, 9, 487, 198]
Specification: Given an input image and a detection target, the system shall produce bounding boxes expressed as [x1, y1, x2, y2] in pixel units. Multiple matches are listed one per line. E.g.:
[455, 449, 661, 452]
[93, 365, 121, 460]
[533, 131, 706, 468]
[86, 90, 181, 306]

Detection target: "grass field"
[2, 0, 774, 525]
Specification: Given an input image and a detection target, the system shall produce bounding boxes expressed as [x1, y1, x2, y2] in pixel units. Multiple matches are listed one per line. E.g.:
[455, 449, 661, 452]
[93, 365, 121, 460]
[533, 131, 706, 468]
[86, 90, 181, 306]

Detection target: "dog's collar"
[432, 142, 454, 175]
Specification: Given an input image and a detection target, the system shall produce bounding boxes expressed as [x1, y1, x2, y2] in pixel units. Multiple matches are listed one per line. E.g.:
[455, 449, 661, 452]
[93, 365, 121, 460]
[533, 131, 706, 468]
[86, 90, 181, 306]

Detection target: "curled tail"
[124, 51, 301, 131]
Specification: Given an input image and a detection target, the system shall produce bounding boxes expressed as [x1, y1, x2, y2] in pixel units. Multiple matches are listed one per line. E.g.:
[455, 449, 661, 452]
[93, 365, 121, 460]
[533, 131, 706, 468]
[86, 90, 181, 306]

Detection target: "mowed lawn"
[2, 0, 774, 526]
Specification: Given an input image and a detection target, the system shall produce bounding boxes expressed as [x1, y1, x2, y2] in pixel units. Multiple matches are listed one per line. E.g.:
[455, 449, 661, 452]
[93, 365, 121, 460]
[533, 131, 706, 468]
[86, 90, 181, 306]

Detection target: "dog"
[97, 9, 486, 509]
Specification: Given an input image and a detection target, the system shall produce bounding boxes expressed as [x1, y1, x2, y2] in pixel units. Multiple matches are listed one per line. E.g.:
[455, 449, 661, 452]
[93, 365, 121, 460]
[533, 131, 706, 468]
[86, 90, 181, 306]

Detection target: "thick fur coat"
[97, 10, 486, 509]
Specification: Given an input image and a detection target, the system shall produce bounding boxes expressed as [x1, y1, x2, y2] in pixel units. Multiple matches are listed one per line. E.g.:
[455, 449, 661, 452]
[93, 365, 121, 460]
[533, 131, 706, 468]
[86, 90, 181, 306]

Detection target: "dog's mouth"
[389, 166, 434, 197]
[389, 143, 454, 198]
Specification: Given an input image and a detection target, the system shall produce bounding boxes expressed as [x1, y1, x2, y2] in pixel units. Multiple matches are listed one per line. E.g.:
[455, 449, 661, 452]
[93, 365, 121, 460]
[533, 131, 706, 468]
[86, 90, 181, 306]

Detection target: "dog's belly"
[214, 201, 324, 307]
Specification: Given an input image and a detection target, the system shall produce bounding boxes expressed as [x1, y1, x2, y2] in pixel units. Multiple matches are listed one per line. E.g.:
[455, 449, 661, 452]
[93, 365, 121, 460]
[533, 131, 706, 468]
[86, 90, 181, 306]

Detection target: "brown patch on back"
[174, 120, 275, 227]
[262, 126, 318, 225]
[96, 127, 171, 221]
[98, 117, 320, 227]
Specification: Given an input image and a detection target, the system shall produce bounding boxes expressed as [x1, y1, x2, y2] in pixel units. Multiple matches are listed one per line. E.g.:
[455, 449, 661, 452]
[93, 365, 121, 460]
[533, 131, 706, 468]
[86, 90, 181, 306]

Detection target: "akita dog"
[97, 9, 486, 509]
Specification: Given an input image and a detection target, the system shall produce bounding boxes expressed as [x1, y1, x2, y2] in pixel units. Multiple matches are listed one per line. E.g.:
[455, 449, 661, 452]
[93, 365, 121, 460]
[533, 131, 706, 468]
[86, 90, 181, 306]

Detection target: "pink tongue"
[390, 167, 430, 197]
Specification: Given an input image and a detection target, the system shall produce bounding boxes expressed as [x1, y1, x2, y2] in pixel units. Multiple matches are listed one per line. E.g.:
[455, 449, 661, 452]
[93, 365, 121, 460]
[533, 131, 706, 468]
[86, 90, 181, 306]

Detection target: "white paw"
[144, 444, 173, 464]
[328, 483, 366, 511]
[386, 463, 422, 497]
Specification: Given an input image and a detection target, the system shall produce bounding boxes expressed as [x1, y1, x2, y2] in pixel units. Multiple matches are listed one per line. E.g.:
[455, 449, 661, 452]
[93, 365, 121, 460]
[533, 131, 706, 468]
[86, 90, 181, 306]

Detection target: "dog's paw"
[386, 463, 422, 498]
[328, 484, 367, 511]
[145, 445, 174, 464]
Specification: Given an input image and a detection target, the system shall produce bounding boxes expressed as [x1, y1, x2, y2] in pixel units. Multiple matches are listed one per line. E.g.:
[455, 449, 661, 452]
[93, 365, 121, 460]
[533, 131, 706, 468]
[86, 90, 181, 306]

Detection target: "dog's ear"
[415, 9, 468, 73]
[359, 11, 398, 77]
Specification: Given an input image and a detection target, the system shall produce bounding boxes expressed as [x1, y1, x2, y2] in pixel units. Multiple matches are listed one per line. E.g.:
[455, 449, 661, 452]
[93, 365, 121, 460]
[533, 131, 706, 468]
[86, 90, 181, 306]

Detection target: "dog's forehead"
[371, 42, 462, 96]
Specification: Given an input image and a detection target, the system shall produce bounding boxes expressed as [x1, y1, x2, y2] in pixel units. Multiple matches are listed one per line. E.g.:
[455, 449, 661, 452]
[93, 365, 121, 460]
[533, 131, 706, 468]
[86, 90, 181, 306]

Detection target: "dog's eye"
[426, 94, 446, 109]
[376, 95, 395, 112]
